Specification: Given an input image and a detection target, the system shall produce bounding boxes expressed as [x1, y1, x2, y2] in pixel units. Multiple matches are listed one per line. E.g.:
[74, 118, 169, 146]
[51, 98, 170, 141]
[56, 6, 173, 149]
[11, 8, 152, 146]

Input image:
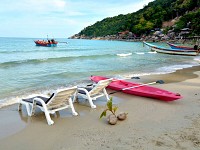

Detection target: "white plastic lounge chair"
[77, 78, 113, 108]
[18, 86, 78, 125]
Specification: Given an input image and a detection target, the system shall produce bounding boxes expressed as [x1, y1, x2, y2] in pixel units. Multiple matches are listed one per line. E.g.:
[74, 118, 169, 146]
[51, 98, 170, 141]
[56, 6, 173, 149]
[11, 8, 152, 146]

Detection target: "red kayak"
[90, 76, 182, 101]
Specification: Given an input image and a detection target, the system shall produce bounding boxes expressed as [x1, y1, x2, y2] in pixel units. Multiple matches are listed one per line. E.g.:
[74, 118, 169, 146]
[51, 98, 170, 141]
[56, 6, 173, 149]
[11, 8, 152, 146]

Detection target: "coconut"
[117, 112, 128, 120]
[107, 114, 117, 125]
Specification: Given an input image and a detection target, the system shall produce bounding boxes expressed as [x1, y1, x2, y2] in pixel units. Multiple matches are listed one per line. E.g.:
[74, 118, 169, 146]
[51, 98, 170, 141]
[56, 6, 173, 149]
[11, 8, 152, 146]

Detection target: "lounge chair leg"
[83, 92, 96, 108]
[103, 88, 110, 101]
[72, 91, 78, 103]
[32, 98, 55, 125]
[69, 98, 78, 116]
[44, 110, 54, 125]
[31, 101, 37, 116]
[105, 95, 110, 101]
[18, 101, 31, 116]
[73, 94, 78, 103]
[25, 103, 32, 116]
[88, 97, 96, 108]
[40, 105, 54, 125]
[18, 103, 22, 111]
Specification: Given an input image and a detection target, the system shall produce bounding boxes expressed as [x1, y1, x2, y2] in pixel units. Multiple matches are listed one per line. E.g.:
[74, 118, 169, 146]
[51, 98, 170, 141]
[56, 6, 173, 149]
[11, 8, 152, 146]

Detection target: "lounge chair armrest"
[86, 83, 93, 86]
[86, 83, 97, 87]
[33, 97, 47, 106]
[77, 87, 89, 93]
[31, 97, 49, 116]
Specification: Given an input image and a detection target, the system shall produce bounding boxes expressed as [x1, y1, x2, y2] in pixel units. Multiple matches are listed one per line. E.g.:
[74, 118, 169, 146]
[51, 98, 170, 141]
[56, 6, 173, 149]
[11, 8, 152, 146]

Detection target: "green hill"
[75, 0, 199, 38]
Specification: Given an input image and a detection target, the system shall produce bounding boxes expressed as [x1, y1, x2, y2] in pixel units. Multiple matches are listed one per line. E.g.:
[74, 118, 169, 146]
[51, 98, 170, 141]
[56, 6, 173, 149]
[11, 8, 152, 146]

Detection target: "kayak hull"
[91, 76, 182, 101]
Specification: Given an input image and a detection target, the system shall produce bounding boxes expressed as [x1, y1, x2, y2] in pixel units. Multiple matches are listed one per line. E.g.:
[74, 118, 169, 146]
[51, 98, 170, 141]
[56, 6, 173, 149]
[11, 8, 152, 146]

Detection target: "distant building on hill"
[117, 30, 135, 39]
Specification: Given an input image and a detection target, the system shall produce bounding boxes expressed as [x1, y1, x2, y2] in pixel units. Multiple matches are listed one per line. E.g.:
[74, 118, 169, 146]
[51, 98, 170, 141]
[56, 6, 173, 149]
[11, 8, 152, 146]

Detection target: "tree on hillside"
[77, 0, 199, 38]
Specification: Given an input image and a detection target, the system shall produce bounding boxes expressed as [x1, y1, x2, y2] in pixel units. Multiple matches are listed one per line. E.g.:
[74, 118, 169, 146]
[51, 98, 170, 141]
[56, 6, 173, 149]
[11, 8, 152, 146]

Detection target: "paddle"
[131, 76, 140, 79]
[109, 80, 165, 95]
[87, 76, 140, 86]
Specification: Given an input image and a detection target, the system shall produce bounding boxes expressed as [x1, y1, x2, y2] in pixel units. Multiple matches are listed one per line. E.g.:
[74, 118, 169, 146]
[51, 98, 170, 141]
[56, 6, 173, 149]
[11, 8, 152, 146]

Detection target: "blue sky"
[0, 0, 154, 38]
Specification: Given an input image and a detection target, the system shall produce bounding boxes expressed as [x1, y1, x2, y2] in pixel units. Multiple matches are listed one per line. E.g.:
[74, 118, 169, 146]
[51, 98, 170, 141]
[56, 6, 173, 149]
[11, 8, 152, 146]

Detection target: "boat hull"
[167, 42, 194, 50]
[34, 40, 58, 47]
[143, 41, 198, 56]
[35, 43, 57, 47]
[91, 76, 182, 101]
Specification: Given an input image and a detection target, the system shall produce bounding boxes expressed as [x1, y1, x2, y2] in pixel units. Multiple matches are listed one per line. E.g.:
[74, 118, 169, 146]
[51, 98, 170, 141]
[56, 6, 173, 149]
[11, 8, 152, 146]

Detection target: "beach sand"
[0, 66, 200, 150]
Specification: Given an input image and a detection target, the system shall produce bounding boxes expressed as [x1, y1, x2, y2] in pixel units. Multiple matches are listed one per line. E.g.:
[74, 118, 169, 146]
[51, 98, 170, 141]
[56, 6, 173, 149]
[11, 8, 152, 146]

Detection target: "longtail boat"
[91, 76, 182, 101]
[34, 39, 58, 47]
[167, 42, 194, 50]
[143, 41, 199, 56]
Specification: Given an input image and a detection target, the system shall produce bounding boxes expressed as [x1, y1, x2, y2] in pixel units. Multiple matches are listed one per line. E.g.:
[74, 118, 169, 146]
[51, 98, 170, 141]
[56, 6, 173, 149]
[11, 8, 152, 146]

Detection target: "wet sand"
[0, 65, 200, 150]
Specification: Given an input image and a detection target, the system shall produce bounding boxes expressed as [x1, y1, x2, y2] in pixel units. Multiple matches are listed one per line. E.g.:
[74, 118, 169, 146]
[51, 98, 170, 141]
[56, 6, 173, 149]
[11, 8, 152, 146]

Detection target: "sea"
[0, 37, 200, 108]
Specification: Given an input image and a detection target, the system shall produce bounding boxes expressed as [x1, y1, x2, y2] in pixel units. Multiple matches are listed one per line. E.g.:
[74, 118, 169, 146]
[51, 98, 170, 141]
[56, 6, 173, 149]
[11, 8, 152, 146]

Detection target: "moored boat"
[143, 41, 199, 56]
[34, 39, 58, 47]
[91, 76, 182, 101]
[167, 42, 194, 50]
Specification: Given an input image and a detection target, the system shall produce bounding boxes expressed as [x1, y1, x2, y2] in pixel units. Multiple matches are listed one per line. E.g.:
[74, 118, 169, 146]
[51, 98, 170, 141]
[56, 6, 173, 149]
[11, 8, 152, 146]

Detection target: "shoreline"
[0, 65, 200, 149]
[134, 65, 200, 84]
[1, 62, 199, 109]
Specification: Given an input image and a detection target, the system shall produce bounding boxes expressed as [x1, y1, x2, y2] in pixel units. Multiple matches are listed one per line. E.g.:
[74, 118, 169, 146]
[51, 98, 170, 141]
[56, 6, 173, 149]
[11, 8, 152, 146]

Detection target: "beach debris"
[131, 76, 140, 79]
[107, 114, 118, 125]
[175, 93, 181, 96]
[117, 112, 128, 120]
[100, 97, 118, 125]
[100, 97, 128, 125]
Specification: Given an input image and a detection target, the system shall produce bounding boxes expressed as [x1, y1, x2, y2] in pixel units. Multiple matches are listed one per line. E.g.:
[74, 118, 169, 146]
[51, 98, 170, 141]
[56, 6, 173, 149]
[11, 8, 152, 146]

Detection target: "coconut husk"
[107, 114, 117, 125]
[117, 112, 128, 120]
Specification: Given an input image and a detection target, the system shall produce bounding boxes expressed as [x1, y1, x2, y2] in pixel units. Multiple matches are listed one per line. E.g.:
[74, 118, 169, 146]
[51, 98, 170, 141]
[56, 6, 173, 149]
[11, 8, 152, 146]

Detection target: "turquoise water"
[0, 37, 199, 107]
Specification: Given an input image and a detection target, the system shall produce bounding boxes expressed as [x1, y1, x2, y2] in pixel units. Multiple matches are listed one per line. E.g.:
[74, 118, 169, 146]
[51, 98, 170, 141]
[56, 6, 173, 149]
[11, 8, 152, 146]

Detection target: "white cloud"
[53, 0, 66, 8]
